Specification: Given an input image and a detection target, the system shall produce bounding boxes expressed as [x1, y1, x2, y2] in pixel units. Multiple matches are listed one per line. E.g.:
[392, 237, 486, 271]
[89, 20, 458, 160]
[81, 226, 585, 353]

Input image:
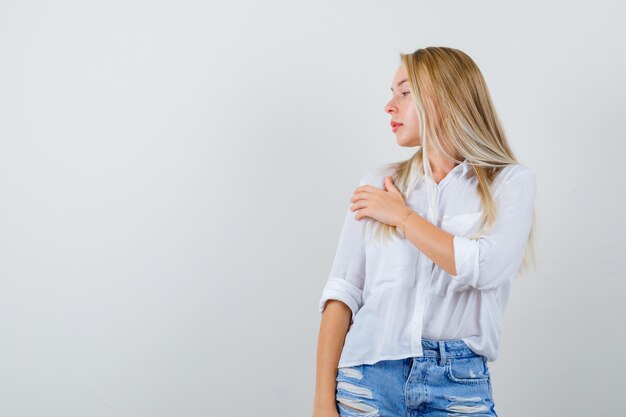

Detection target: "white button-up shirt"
[318, 160, 536, 367]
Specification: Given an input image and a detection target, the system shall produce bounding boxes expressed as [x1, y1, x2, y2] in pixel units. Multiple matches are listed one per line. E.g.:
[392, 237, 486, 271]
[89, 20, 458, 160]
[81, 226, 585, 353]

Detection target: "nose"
[384, 99, 397, 114]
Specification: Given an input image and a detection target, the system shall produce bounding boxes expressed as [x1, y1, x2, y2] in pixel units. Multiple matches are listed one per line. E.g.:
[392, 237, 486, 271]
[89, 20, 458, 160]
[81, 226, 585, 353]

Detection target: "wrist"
[396, 207, 414, 238]
[395, 206, 411, 227]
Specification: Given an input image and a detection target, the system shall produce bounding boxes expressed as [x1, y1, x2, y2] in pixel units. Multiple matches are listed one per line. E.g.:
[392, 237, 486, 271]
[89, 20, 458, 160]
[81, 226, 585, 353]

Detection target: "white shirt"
[318, 160, 536, 367]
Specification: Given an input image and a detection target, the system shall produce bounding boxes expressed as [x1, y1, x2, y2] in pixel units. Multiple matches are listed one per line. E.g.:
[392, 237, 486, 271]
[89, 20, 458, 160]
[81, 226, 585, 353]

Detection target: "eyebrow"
[390, 78, 408, 91]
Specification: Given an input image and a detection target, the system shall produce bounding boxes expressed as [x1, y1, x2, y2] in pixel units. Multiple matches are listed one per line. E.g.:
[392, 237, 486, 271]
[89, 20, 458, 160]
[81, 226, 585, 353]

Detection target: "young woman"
[312, 47, 537, 417]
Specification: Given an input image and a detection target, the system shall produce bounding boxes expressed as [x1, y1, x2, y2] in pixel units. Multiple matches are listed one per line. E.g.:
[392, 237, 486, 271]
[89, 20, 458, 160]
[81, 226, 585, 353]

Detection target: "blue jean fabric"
[335, 338, 498, 417]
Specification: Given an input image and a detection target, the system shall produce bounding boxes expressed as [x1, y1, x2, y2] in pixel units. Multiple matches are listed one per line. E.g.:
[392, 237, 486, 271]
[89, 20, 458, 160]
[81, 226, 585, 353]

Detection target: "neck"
[425, 150, 461, 176]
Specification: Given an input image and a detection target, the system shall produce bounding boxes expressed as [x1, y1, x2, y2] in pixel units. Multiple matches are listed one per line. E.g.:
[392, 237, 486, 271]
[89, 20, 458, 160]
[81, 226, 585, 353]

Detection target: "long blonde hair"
[367, 46, 537, 275]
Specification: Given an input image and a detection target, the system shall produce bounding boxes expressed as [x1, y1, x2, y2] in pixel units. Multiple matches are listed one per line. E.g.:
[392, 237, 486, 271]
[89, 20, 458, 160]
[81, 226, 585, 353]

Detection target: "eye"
[401, 91, 410, 96]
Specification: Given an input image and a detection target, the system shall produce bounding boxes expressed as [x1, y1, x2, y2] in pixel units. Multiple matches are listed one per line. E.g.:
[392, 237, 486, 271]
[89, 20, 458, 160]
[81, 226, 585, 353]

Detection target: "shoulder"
[358, 163, 398, 188]
[500, 163, 536, 185]
[493, 163, 537, 198]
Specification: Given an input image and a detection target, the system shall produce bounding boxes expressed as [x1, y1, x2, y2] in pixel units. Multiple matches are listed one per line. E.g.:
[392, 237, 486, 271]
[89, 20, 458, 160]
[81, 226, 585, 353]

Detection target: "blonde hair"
[366, 46, 537, 275]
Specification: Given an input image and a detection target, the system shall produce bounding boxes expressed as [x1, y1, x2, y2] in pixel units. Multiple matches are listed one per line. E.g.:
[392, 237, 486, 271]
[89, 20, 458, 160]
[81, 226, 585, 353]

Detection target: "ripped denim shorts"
[335, 338, 498, 417]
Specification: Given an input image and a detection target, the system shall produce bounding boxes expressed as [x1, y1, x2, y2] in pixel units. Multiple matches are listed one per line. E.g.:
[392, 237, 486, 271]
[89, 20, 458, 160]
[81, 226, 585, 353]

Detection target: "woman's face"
[384, 64, 421, 147]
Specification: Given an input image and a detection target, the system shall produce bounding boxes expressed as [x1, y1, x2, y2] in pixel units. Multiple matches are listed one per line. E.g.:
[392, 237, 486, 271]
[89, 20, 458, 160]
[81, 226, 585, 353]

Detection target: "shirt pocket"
[367, 237, 418, 289]
[440, 211, 483, 237]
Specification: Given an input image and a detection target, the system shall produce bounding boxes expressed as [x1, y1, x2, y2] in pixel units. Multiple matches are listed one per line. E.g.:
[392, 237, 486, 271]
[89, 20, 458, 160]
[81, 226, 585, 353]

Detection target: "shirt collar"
[456, 158, 470, 176]
[415, 157, 471, 187]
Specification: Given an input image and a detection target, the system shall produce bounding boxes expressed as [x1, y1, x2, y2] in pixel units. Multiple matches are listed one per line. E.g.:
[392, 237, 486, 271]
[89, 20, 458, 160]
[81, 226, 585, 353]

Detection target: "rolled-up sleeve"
[319, 178, 367, 324]
[450, 168, 537, 290]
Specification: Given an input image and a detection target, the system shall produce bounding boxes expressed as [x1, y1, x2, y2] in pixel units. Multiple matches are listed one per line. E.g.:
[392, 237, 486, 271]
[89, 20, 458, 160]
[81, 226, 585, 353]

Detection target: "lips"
[390, 121, 403, 132]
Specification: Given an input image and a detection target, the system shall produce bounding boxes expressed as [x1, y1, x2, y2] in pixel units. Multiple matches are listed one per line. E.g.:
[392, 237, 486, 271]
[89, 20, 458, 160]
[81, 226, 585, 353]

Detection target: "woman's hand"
[350, 176, 409, 227]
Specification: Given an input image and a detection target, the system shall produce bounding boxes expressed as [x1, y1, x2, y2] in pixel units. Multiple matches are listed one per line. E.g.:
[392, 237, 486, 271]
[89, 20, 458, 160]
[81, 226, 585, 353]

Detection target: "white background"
[1, 1, 624, 416]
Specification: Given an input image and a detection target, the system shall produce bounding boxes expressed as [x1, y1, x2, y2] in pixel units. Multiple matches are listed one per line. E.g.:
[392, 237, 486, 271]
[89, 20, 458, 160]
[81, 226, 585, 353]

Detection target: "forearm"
[314, 300, 351, 410]
[400, 210, 457, 276]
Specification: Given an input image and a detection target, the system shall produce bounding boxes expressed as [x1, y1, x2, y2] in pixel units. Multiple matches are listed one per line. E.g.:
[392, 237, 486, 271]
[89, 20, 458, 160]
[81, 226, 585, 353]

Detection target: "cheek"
[403, 106, 420, 131]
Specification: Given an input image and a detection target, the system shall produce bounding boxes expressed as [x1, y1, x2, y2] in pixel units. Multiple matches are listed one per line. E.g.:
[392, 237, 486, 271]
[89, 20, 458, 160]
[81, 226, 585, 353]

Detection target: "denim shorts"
[335, 338, 498, 417]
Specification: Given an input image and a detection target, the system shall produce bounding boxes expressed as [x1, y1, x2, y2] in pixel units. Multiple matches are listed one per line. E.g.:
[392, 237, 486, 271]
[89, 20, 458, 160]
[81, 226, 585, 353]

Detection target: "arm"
[399, 168, 537, 290]
[399, 208, 458, 277]
[313, 300, 351, 414]
[318, 188, 368, 323]
[314, 177, 368, 412]
[450, 169, 537, 289]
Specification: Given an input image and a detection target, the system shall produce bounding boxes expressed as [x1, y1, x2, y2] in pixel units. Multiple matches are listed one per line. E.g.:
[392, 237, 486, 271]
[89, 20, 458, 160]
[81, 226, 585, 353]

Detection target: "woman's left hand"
[350, 176, 410, 227]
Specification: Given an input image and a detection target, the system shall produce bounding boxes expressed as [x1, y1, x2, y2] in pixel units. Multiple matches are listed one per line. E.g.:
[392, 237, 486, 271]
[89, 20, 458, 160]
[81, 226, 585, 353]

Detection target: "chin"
[397, 136, 420, 147]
